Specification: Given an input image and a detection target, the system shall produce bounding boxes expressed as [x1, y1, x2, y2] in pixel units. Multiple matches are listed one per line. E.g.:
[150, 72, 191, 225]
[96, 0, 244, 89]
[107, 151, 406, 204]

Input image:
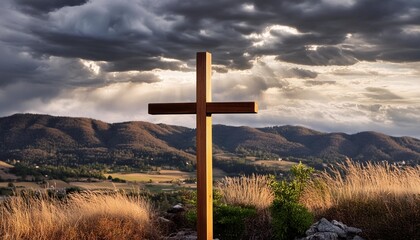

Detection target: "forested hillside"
[1, 114, 419, 171]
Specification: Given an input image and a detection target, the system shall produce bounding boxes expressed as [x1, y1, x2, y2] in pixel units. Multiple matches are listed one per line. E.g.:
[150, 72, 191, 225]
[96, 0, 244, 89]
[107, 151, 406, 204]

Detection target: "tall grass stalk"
[216, 174, 275, 239]
[301, 159, 420, 239]
[217, 174, 274, 210]
[0, 191, 160, 240]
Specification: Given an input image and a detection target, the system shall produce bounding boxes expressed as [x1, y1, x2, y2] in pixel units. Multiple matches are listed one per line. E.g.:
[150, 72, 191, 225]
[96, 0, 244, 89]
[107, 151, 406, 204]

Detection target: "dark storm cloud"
[15, 0, 88, 14]
[2, 0, 420, 75]
[0, 0, 419, 111]
[0, 81, 63, 117]
[274, 46, 358, 66]
[164, 0, 420, 66]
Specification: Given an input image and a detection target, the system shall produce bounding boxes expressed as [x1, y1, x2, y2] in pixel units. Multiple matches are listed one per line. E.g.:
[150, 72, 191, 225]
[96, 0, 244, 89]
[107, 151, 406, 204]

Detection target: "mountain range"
[0, 114, 419, 169]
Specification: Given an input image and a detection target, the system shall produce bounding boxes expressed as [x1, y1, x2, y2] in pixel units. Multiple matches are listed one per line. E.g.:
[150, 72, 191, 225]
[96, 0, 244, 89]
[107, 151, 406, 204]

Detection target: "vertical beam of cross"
[196, 52, 213, 239]
[148, 52, 257, 240]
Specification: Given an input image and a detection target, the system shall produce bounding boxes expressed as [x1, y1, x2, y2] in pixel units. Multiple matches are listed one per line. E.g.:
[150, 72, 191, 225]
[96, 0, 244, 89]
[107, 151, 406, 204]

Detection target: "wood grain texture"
[148, 102, 257, 115]
[148, 103, 195, 114]
[207, 102, 258, 114]
[196, 52, 213, 240]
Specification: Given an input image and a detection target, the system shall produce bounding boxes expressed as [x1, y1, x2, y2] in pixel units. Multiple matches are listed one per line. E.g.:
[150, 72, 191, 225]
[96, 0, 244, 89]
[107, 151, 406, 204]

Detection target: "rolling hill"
[0, 114, 419, 169]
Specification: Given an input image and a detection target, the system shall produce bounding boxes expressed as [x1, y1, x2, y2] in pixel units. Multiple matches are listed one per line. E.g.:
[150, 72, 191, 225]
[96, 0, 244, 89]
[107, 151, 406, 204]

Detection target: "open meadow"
[1, 160, 419, 239]
[0, 169, 229, 193]
[108, 168, 226, 183]
[251, 159, 298, 171]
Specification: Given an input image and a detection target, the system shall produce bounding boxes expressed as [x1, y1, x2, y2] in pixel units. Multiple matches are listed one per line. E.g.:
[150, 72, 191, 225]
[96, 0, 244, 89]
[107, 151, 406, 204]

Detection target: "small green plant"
[271, 201, 313, 240]
[270, 162, 314, 240]
[183, 189, 257, 239]
[270, 162, 314, 203]
[184, 208, 197, 227]
[214, 204, 257, 240]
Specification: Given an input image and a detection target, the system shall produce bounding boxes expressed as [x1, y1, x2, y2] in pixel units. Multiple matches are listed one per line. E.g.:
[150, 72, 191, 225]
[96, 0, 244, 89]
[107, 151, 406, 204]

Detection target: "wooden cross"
[148, 52, 258, 240]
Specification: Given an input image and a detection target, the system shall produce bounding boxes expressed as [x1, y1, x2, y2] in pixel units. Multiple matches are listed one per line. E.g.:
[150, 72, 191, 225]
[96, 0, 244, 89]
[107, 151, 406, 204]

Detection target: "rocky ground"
[161, 204, 364, 240]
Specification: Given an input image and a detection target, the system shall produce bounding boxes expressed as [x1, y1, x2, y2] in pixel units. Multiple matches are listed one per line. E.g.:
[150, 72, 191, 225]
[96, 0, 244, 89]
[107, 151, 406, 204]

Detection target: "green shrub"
[271, 201, 313, 240]
[214, 204, 257, 240]
[184, 190, 258, 240]
[270, 162, 314, 240]
[185, 208, 197, 227]
[270, 162, 314, 203]
[183, 190, 257, 239]
[111, 177, 126, 183]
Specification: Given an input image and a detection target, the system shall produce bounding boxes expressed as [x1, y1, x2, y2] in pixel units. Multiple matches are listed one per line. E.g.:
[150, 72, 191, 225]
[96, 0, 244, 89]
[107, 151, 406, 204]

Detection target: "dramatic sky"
[1, 0, 420, 137]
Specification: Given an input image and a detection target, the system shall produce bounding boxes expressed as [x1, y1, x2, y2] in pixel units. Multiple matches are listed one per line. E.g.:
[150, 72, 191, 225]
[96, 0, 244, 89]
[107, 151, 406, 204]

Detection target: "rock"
[306, 223, 318, 236]
[347, 227, 362, 235]
[305, 232, 339, 240]
[332, 220, 347, 230]
[302, 218, 364, 240]
[167, 203, 185, 213]
[317, 218, 347, 238]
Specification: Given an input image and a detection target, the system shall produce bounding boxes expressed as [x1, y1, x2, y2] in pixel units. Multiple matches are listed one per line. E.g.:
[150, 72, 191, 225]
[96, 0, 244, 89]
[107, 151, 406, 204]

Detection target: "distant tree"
[7, 182, 15, 188]
[107, 175, 113, 180]
[112, 177, 126, 183]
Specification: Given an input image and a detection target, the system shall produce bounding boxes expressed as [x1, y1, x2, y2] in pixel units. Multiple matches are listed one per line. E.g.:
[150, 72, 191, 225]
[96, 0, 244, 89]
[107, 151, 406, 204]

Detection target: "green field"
[70, 181, 142, 190]
[109, 168, 227, 183]
[109, 170, 195, 183]
[250, 159, 299, 171]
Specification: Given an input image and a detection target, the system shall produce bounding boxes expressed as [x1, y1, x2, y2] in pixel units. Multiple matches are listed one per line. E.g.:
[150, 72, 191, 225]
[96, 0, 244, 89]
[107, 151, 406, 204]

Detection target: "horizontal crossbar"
[148, 102, 258, 115]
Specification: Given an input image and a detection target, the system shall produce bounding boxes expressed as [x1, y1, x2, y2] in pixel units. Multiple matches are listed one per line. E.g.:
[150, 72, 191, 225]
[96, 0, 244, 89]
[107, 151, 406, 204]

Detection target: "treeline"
[9, 163, 106, 181]
[214, 159, 278, 176]
[3, 148, 195, 172]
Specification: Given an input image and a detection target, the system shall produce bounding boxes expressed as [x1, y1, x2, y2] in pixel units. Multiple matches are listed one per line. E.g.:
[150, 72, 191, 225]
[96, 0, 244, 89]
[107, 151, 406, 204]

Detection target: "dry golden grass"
[0, 192, 161, 240]
[69, 181, 138, 190]
[301, 159, 420, 239]
[216, 174, 274, 210]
